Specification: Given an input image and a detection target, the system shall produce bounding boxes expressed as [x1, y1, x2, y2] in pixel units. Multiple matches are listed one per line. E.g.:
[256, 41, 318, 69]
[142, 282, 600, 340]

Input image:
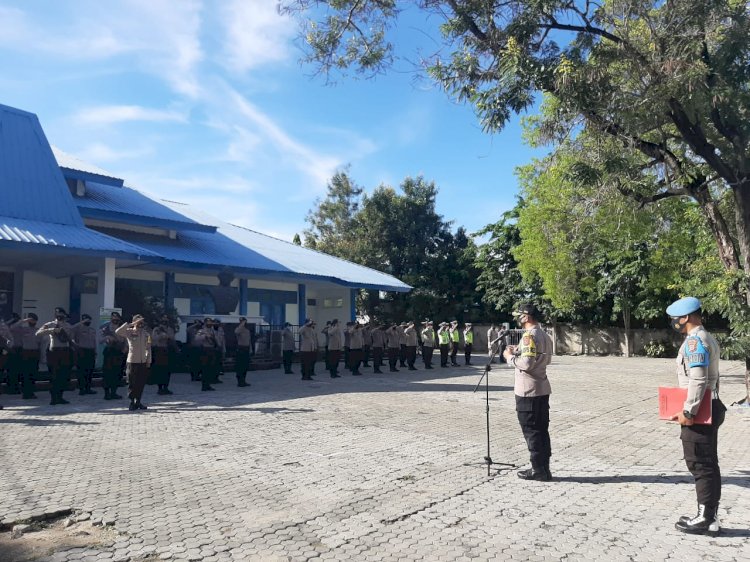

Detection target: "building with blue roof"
[0, 102, 409, 332]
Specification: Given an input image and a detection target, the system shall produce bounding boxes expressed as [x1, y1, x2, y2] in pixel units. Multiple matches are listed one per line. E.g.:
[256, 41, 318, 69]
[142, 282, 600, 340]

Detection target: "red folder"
[658, 387, 712, 424]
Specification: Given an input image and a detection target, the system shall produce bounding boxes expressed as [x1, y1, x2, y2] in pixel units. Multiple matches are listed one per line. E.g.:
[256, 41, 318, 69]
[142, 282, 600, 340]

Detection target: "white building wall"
[306, 287, 349, 327]
[285, 303, 298, 325]
[21, 271, 70, 320]
[247, 279, 298, 291]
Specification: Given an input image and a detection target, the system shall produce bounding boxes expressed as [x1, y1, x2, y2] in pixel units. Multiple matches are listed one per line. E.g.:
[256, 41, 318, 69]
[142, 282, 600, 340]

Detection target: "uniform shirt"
[327, 325, 343, 351]
[421, 328, 435, 347]
[299, 325, 318, 352]
[344, 330, 351, 349]
[152, 326, 171, 348]
[450, 327, 460, 343]
[404, 325, 418, 346]
[0, 321, 14, 351]
[349, 328, 364, 350]
[370, 329, 385, 349]
[193, 327, 219, 349]
[115, 323, 152, 364]
[282, 327, 295, 351]
[235, 324, 251, 347]
[72, 322, 97, 349]
[509, 325, 552, 397]
[186, 323, 201, 346]
[386, 327, 401, 349]
[101, 322, 127, 352]
[10, 322, 41, 351]
[464, 329, 474, 345]
[437, 328, 450, 345]
[397, 326, 407, 346]
[214, 326, 226, 354]
[487, 328, 500, 352]
[677, 325, 720, 415]
[363, 327, 372, 346]
[36, 320, 74, 350]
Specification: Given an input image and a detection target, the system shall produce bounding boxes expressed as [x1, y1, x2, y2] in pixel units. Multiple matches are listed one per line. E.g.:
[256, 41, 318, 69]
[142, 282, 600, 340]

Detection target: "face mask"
[670, 316, 686, 333]
[56, 315, 65, 321]
[515, 314, 526, 328]
[83, 321, 91, 326]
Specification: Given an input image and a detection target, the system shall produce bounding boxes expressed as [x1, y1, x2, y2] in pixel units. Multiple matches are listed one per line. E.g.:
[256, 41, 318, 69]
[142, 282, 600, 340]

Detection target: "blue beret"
[666, 297, 702, 317]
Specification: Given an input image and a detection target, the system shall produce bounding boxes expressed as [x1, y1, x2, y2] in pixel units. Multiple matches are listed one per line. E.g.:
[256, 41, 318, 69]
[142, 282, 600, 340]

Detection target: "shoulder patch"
[520, 332, 537, 358]
[684, 336, 709, 368]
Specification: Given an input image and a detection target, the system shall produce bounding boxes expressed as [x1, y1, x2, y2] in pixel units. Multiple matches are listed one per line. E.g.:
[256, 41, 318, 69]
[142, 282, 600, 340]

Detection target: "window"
[322, 298, 344, 308]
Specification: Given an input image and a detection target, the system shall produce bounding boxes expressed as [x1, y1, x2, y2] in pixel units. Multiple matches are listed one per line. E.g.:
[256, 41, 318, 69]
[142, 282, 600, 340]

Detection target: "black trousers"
[349, 348, 363, 374]
[363, 345, 371, 365]
[439, 344, 449, 366]
[464, 343, 473, 364]
[387, 348, 399, 370]
[372, 347, 384, 371]
[126, 363, 149, 401]
[199, 348, 220, 387]
[16, 350, 39, 397]
[422, 346, 433, 368]
[150, 348, 171, 386]
[406, 346, 417, 369]
[46, 348, 72, 401]
[516, 394, 552, 471]
[681, 399, 726, 508]
[282, 350, 294, 373]
[301, 350, 317, 378]
[103, 348, 125, 391]
[327, 349, 341, 375]
[235, 346, 250, 381]
[76, 348, 96, 391]
[399, 345, 407, 366]
[450, 342, 459, 364]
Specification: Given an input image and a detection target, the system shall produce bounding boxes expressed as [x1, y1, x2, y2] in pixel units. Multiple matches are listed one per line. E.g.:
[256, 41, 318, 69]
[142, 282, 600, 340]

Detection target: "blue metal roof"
[0, 104, 84, 226]
[75, 182, 217, 233]
[93, 226, 292, 275]
[0, 216, 159, 258]
[52, 146, 124, 188]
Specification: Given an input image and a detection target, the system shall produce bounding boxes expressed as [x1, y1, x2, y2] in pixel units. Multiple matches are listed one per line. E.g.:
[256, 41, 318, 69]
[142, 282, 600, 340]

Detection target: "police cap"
[513, 303, 540, 319]
[666, 297, 702, 317]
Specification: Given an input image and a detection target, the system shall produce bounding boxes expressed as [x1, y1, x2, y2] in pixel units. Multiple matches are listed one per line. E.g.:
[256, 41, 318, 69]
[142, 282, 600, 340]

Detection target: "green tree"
[283, 0, 750, 400]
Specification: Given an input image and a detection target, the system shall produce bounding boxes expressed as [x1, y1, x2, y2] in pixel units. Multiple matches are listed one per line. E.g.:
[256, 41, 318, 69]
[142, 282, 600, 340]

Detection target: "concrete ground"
[1, 356, 749, 561]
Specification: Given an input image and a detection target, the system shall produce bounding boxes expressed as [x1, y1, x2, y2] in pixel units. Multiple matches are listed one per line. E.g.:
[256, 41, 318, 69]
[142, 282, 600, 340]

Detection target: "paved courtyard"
[1, 356, 749, 561]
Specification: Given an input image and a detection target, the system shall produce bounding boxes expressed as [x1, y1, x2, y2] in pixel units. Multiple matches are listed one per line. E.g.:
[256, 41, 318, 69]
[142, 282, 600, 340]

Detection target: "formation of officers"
[291, 318, 483, 381]
[0, 308, 257, 412]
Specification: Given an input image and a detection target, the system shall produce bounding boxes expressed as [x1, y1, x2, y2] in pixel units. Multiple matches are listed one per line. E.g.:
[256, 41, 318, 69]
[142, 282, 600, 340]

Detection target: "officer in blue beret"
[666, 296, 726, 536]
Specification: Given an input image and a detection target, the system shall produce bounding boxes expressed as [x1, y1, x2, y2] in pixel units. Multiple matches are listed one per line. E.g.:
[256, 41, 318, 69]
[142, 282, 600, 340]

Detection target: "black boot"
[104, 388, 111, 400]
[517, 467, 552, 481]
[237, 376, 249, 387]
[675, 504, 720, 536]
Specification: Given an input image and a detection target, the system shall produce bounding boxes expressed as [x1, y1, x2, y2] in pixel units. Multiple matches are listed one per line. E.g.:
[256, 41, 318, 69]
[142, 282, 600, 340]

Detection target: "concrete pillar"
[99, 257, 116, 309]
[298, 284, 306, 326]
[164, 272, 176, 310]
[239, 279, 248, 315]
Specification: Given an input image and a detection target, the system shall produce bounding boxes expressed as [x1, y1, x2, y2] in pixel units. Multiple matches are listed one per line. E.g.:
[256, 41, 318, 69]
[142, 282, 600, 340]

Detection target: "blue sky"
[0, 1, 541, 242]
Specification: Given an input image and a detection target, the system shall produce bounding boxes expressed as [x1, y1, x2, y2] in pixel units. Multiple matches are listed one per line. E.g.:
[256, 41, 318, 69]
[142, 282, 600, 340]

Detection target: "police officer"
[398, 322, 408, 368]
[194, 318, 219, 391]
[234, 317, 252, 387]
[0, 317, 14, 408]
[116, 314, 152, 411]
[503, 303, 553, 481]
[348, 322, 364, 376]
[370, 325, 385, 374]
[449, 320, 460, 366]
[101, 312, 126, 400]
[324, 319, 343, 378]
[281, 322, 295, 374]
[151, 316, 175, 394]
[404, 321, 418, 371]
[36, 307, 74, 405]
[385, 324, 401, 372]
[437, 322, 451, 368]
[213, 318, 226, 382]
[9, 314, 41, 399]
[186, 319, 203, 381]
[420, 320, 435, 369]
[666, 297, 725, 536]
[463, 323, 474, 366]
[72, 314, 97, 395]
[362, 323, 372, 367]
[298, 319, 318, 380]
[487, 324, 500, 364]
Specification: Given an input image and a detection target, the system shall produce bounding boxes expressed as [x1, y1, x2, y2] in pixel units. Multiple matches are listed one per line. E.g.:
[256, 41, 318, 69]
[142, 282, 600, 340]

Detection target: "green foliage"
[643, 339, 677, 358]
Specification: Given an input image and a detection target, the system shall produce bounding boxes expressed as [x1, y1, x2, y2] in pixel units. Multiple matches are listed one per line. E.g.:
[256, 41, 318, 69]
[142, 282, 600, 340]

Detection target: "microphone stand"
[473, 331, 516, 476]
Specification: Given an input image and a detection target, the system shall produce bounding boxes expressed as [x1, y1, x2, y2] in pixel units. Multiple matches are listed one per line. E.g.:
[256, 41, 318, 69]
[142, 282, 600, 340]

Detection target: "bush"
[643, 340, 677, 358]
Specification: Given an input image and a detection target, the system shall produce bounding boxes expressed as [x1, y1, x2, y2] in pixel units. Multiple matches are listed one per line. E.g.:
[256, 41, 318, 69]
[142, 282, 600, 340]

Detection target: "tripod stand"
[473, 332, 516, 476]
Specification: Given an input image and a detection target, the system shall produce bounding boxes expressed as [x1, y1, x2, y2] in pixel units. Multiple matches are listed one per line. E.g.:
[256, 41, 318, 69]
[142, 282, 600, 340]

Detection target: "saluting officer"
[72, 314, 97, 395]
[398, 322, 408, 367]
[194, 318, 220, 391]
[101, 312, 126, 400]
[151, 317, 175, 395]
[116, 314, 152, 411]
[281, 322, 295, 374]
[234, 317, 252, 387]
[362, 323, 372, 367]
[437, 322, 451, 368]
[324, 319, 343, 378]
[487, 324, 500, 363]
[404, 321, 418, 371]
[385, 324, 401, 372]
[9, 313, 41, 399]
[298, 319, 318, 381]
[666, 297, 726, 536]
[36, 307, 74, 405]
[370, 325, 385, 374]
[463, 323, 474, 366]
[420, 321, 435, 370]
[348, 322, 364, 376]
[449, 320, 460, 366]
[186, 319, 203, 381]
[0, 318, 12, 409]
[503, 303, 554, 481]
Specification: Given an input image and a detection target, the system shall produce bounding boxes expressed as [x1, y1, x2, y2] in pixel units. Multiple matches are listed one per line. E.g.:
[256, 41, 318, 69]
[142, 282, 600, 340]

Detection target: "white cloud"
[78, 142, 153, 163]
[219, 0, 295, 74]
[73, 105, 188, 126]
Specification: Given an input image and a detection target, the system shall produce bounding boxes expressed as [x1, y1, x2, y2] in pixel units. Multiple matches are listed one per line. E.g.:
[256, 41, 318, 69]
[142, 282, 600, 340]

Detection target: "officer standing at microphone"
[666, 296, 725, 536]
[503, 303, 553, 481]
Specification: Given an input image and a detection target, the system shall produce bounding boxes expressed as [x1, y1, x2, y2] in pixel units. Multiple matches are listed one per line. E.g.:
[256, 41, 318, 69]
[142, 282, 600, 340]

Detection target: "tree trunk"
[622, 302, 632, 358]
